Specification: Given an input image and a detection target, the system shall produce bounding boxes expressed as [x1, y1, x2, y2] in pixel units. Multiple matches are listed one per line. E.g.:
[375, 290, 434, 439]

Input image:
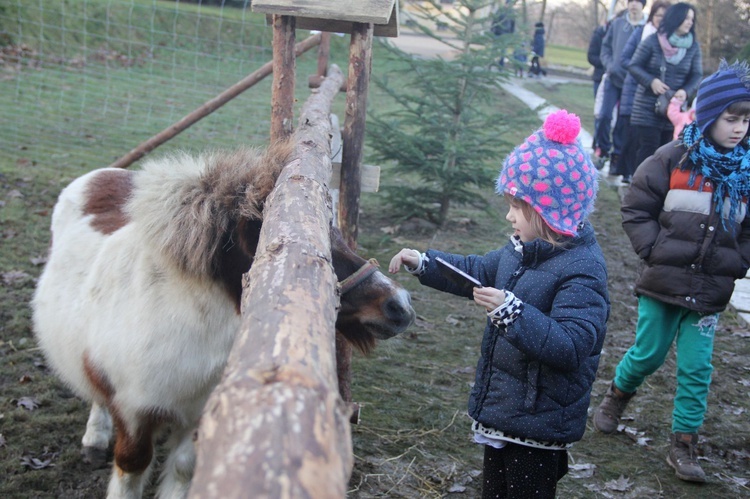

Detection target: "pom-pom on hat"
[496, 110, 598, 237]
[696, 59, 750, 134]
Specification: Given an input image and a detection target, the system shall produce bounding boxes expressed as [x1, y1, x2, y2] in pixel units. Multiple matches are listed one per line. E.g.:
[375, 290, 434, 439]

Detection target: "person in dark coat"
[587, 23, 608, 97]
[588, 21, 610, 156]
[390, 110, 609, 498]
[616, 0, 671, 183]
[529, 22, 547, 77]
[594, 60, 750, 483]
[597, 0, 647, 173]
[628, 2, 702, 167]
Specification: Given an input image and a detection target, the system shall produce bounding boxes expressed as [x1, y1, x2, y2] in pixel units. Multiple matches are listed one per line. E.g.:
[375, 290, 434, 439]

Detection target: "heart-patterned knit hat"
[496, 110, 598, 237]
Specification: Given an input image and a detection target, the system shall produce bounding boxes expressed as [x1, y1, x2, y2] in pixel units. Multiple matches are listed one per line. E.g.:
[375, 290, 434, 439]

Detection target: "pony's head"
[330, 228, 415, 354]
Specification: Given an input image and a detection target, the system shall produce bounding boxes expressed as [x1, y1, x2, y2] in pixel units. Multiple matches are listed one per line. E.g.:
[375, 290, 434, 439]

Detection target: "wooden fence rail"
[189, 63, 349, 499]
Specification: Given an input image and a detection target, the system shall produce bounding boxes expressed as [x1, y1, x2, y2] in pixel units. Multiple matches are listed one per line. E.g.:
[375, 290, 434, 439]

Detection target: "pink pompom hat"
[496, 110, 598, 237]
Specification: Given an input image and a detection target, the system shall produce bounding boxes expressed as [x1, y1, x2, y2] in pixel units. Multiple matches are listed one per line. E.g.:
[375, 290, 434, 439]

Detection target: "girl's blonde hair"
[505, 194, 569, 247]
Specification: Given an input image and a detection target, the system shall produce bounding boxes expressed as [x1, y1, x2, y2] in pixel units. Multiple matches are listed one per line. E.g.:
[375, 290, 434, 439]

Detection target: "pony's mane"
[127, 139, 295, 277]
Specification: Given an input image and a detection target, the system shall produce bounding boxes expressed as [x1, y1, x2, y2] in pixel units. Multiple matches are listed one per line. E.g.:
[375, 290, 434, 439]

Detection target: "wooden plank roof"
[253, 0, 399, 37]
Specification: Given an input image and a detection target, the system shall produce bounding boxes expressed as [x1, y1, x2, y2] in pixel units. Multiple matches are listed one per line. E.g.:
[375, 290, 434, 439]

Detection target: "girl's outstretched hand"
[473, 286, 506, 312]
[389, 249, 420, 274]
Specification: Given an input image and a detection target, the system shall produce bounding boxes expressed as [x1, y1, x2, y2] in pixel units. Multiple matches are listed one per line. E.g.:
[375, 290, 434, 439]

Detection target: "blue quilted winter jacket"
[418, 222, 609, 444]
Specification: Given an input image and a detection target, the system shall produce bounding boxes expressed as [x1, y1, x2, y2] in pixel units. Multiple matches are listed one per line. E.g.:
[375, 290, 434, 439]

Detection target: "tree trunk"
[705, 0, 715, 62]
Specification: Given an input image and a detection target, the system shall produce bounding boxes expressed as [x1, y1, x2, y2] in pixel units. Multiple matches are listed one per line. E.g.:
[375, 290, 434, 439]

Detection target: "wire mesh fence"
[0, 0, 325, 173]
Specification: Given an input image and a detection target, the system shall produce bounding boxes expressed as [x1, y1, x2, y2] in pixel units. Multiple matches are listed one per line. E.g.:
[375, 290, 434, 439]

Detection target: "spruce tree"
[367, 0, 533, 227]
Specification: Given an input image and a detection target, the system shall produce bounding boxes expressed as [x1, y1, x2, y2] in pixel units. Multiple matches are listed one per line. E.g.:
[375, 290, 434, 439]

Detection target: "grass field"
[546, 43, 589, 70]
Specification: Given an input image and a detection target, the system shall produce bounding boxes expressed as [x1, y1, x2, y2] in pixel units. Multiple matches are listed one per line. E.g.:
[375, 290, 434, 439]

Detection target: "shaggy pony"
[32, 141, 414, 499]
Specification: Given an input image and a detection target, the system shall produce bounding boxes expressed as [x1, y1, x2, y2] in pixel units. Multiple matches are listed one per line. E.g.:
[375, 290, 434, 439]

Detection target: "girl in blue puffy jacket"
[389, 110, 610, 498]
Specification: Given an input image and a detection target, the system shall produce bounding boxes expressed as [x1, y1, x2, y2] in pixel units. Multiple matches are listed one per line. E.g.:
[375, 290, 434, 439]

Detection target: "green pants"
[614, 295, 717, 434]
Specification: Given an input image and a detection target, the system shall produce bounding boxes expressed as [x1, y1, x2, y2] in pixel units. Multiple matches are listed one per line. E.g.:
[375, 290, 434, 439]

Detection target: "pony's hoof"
[81, 446, 110, 468]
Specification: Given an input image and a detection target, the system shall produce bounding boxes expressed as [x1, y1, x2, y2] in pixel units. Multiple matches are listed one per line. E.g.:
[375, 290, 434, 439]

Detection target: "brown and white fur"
[32, 141, 415, 498]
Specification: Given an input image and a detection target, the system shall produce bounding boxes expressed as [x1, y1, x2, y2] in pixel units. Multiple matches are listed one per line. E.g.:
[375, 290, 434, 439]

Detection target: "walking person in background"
[587, 22, 608, 98]
[588, 21, 610, 164]
[617, 0, 671, 185]
[529, 22, 547, 78]
[628, 2, 702, 167]
[596, 0, 648, 176]
[593, 60, 750, 483]
[491, 1, 516, 69]
[512, 41, 528, 78]
[390, 110, 610, 498]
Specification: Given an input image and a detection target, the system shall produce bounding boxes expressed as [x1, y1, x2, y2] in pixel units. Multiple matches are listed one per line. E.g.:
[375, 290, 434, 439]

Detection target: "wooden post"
[270, 14, 297, 142]
[107, 34, 321, 170]
[308, 33, 347, 92]
[336, 22, 373, 403]
[189, 65, 348, 499]
[317, 32, 330, 78]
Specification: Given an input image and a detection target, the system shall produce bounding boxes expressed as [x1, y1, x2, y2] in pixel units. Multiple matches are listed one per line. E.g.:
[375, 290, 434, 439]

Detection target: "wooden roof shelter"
[188, 2, 405, 497]
[252, 0, 402, 410]
[253, 0, 400, 37]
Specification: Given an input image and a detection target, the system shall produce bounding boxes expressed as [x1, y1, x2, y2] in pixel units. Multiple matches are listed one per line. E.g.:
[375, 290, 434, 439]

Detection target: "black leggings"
[482, 443, 568, 499]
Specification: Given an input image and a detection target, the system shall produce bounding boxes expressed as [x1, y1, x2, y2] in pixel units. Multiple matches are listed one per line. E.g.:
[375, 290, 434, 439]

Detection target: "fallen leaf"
[568, 462, 596, 479]
[20, 453, 56, 470]
[604, 475, 632, 492]
[2, 270, 31, 286]
[19, 374, 32, 384]
[445, 315, 461, 326]
[724, 475, 750, 487]
[16, 396, 39, 410]
[29, 256, 47, 266]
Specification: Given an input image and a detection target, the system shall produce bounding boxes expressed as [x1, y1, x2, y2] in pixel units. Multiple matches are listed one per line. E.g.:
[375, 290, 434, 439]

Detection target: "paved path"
[388, 30, 750, 325]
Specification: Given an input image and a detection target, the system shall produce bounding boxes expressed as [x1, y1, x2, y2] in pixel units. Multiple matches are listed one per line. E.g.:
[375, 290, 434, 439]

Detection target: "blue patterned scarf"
[681, 122, 750, 231]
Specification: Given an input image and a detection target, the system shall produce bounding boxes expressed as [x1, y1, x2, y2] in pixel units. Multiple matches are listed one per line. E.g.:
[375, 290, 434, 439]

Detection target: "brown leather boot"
[593, 382, 635, 434]
[667, 432, 706, 483]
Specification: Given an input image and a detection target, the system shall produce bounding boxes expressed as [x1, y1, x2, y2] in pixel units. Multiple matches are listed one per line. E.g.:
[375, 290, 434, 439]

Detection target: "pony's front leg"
[106, 416, 156, 499]
[107, 460, 153, 499]
[156, 428, 196, 499]
[81, 402, 112, 467]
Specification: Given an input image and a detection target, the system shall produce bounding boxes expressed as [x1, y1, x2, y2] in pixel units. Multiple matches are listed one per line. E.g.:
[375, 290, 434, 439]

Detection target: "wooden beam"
[257, 1, 399, 37]
[189, 65, 349, 499]
[270, 14, 296, 142]
[338, 23, 373, 248]
[287, 6, 399, 38]
[254, 0, 395, 25]
[335, 22, 373, 404]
